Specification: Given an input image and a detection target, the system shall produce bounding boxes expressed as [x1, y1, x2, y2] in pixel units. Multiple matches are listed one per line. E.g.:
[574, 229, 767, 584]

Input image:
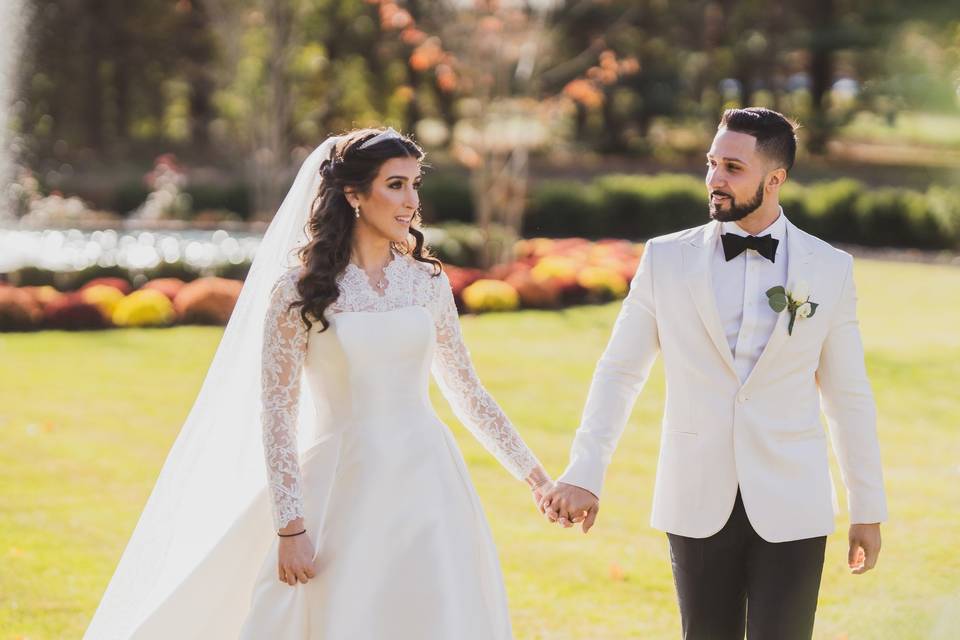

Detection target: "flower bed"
[0, 238, 642, 331]
[0, 275, 228, 331]
[449, 237, 642, 313]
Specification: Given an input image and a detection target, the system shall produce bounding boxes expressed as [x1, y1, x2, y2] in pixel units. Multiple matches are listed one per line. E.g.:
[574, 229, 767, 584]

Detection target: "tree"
[372, 0, 638, 266]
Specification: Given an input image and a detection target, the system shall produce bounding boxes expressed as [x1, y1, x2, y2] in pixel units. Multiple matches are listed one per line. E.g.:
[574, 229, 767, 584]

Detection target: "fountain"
[0, 0, 28, 224]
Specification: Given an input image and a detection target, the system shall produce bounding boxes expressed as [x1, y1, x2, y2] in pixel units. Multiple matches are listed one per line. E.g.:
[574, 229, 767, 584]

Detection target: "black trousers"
[666, 490, 827, 640]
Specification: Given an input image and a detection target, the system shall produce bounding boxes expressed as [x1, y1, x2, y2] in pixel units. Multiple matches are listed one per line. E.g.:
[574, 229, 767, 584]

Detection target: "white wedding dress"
[229, 252, 539, 638]
[81, 135, 542, 639]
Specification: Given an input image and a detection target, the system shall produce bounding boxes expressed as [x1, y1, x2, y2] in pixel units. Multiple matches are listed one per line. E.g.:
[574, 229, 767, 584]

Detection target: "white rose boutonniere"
[766, 280, 818, 335]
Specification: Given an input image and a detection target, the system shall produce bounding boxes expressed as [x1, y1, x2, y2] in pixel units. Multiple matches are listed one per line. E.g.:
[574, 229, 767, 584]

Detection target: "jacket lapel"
[682, 221, 739, 379]
[741, 218, 817, 389]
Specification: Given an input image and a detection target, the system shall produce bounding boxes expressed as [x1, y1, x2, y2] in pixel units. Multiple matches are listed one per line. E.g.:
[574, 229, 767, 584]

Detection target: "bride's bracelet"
[525, 468, 552, 491]
[528, 480, 553, 495]
[277, 529, 307, 538]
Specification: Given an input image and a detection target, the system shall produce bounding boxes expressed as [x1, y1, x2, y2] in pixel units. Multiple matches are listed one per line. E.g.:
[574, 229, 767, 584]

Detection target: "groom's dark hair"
[719, 107, 799, 172]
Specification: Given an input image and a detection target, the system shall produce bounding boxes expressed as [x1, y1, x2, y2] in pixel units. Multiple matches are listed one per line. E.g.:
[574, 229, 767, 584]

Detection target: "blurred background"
[1, 1, 959, 639]
[2, 0, 959, 280]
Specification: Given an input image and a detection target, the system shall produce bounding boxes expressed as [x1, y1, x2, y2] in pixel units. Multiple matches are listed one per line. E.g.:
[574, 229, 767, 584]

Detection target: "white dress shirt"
[712, 209, 789, 382]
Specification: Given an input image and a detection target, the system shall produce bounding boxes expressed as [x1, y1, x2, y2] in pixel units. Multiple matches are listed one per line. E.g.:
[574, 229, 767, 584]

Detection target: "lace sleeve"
[261, 271, 308, 529]
[429, 271, 540, 480]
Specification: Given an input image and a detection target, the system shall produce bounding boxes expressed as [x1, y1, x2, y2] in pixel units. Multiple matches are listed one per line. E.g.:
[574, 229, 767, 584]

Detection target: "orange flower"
[410, 38, 444, 71]
[563, 79, 604, 109]
[174, 277, 242, 325]
[599, 68, 618, 85]
[599, 50, 618, 70]
[620, 56, 641, 75]
[505, 270, 561, 309]
[142, 277, 186, 301]
[379, 3, 412, 30]
[436, 65, 458, 93]
[401, 27, 427, 46]
[609, 561, 626, 581]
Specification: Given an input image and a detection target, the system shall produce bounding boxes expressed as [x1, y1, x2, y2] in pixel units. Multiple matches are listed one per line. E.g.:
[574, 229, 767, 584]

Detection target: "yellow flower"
[80, 284, 125, 318]
[577, 266, 628, 299]
[531, 256, 579, 284]
[461, 279, 520, 313]
[112, 289, 175, 327]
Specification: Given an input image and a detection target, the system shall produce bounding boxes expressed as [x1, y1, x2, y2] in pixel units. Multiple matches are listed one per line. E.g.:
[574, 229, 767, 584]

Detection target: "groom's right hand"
[539, 482, 600, 533]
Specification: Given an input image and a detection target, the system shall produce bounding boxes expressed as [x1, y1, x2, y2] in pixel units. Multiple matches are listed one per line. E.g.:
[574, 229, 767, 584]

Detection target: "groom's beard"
[709, 181, 765, 222]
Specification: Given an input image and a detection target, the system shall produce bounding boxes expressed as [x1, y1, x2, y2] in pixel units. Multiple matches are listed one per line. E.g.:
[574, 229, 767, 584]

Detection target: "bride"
[84, 128, 552, 639]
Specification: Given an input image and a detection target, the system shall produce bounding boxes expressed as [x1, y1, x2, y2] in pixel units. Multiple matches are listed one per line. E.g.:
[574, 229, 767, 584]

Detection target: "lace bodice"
[260, 253, 541, 529]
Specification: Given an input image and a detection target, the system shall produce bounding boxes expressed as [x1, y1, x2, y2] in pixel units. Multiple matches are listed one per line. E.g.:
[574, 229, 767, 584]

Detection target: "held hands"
[277, 518, 317, 586]
[526, 466, 555, 512]
[848, 523, 881, 575]
[538, 482, 600, 534]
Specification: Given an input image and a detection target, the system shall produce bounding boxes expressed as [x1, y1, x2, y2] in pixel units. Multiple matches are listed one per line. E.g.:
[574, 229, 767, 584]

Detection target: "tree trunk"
[251, 0, 296, 220]
[82, 6, 104, 149]
[601, 90, 622, 152]
[574, 102, 587, 141]
[807, 0, 834, 154]
[186, 0, 215, 150]
[114, 57, 130, 144]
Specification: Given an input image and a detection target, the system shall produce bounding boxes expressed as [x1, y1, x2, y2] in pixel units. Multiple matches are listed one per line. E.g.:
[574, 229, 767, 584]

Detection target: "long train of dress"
[107, 254, 539, 639]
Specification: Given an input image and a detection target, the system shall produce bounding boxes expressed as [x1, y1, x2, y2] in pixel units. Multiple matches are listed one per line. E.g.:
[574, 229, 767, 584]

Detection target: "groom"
[540, 107, 887, 639]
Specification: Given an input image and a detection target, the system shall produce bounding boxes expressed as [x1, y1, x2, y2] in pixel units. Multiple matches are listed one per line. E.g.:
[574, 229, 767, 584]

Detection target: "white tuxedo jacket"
[558, 217, 888, 542]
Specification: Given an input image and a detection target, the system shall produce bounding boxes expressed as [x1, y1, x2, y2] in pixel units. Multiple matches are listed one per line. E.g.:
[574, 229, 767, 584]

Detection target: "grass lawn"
[839, 111, 960, 150]
[1, 257, 959, 639]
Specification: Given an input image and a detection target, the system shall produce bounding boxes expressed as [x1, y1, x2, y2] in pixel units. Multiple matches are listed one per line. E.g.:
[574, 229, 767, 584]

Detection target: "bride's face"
[348, 157, 422, 244]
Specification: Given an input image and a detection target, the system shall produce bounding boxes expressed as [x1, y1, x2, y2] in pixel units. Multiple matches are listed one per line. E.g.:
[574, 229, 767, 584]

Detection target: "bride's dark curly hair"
[291, 128, 441, 332]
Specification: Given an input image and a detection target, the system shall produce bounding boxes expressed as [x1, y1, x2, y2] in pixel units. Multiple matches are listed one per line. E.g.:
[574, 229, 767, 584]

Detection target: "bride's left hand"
[277, 518, 316, 586]
[531, 479, 554, 510]
[526, 466, 554, 511]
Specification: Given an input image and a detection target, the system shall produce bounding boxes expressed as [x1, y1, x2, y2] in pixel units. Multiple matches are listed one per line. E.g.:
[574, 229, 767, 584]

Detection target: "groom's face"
[705, 129, 767, 222]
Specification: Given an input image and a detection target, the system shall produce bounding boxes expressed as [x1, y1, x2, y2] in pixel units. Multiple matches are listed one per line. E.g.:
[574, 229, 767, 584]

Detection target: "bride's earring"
[354, 205, 360, 219]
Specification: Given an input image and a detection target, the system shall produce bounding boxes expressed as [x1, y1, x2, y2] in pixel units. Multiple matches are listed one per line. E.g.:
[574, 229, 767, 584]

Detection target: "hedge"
[522, 174, 960, 250]
[49, 169, 960, 251]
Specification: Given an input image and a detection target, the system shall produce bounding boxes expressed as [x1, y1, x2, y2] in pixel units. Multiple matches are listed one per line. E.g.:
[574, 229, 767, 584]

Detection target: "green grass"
[1, 258, 959, 639]
[839, 111, 960, 150]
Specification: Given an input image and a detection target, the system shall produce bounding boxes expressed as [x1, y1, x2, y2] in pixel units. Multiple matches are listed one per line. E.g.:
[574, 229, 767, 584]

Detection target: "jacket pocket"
[774, 425, 825, 442]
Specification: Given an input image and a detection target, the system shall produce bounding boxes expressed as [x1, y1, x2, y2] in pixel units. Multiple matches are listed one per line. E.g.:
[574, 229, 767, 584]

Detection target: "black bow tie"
[721, 233, 779, 263]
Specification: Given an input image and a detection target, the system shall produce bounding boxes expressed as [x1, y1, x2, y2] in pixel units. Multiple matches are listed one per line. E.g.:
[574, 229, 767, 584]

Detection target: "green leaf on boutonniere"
[807, 302, 819, 318]
[766, 285, 786, 297]
[767, 291, 788, 313]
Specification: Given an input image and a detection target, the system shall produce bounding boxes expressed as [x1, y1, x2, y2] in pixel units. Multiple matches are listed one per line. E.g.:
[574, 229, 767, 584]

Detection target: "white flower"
[790, 280, 810, 304]
[796, 302, 813, 318]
